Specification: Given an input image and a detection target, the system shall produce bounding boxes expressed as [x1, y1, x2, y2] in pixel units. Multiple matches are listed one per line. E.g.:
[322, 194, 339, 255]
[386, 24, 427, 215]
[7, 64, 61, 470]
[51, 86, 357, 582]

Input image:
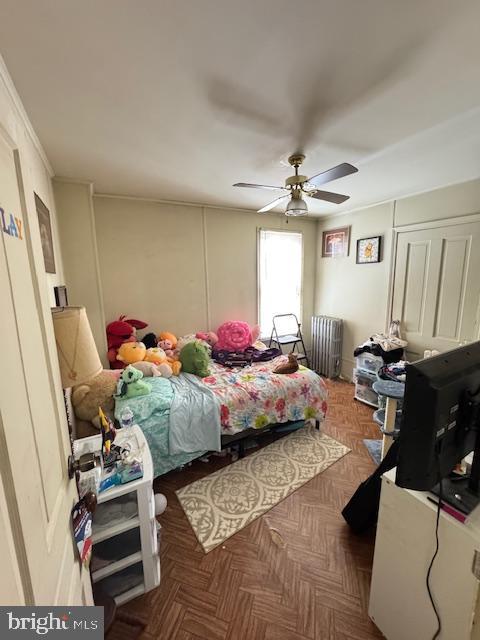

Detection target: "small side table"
[372, 380, 405, 460]
[73, 426, 160, 605]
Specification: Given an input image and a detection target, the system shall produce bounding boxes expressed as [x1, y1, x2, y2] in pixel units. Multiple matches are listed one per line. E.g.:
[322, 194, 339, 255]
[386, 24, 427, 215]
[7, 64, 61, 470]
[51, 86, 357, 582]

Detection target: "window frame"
[256, 227, 305, 340]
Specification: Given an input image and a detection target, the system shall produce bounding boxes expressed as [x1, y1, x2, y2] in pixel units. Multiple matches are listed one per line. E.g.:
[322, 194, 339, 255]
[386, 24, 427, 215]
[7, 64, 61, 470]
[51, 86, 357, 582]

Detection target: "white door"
[0, 129, 93, 604]
[392, 219, 480, 360]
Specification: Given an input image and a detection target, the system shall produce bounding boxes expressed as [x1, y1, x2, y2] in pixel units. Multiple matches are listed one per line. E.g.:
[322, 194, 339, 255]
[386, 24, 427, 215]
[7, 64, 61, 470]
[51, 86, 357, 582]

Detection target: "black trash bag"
[342, 440, 399, 534]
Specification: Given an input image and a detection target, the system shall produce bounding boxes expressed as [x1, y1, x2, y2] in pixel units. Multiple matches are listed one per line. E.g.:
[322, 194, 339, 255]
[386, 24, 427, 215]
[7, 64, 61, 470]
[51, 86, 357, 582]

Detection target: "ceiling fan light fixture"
[234, 155, 357, 216]
[285, 194, 308, 217]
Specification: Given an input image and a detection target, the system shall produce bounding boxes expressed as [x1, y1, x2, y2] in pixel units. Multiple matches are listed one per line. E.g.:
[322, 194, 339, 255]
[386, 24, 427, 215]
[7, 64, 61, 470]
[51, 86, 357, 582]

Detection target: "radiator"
[311, 316, 343, 378]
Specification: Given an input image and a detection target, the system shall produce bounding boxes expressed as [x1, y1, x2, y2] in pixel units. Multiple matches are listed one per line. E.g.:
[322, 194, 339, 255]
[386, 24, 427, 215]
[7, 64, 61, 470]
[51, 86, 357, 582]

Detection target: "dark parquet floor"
[109, 379, 384, 640]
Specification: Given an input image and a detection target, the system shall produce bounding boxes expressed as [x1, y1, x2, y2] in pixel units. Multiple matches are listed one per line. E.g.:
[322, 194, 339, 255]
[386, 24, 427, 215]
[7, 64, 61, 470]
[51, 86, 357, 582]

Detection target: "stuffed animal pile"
[116, 341, 181, 377]
[106, 315, 148, 369]
[105, 316, 263, 381]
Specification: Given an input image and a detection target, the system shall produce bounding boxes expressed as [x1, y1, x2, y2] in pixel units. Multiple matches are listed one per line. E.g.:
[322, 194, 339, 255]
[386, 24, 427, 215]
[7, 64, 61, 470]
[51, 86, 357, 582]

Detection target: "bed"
[114, 355, 328, 478]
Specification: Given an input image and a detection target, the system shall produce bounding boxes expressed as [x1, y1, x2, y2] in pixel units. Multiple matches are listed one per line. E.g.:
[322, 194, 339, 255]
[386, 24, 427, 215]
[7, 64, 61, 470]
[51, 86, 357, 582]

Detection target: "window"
[258, 229, 303, 337]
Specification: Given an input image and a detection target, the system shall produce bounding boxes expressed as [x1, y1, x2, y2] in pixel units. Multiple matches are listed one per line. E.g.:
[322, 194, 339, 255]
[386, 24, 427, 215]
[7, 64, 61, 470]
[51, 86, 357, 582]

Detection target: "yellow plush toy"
[168, 358, 182, 376]
[144, 347, 167, 364]
[116, 343, 181, 377]
[116, 341, 147, 365]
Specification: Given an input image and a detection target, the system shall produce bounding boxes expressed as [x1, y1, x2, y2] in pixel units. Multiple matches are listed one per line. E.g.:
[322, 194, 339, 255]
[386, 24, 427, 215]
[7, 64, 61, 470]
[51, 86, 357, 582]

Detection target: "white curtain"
[258, 229, 303, 337]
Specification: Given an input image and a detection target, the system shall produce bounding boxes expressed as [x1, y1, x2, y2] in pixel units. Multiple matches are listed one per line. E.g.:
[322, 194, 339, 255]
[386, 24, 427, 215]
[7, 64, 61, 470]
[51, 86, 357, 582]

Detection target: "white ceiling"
[1, 0, 480, 216]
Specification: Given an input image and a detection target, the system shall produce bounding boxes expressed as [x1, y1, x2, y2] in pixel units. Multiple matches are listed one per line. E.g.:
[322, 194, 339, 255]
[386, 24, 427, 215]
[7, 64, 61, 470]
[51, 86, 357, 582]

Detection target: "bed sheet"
[114, 377, 202, 478]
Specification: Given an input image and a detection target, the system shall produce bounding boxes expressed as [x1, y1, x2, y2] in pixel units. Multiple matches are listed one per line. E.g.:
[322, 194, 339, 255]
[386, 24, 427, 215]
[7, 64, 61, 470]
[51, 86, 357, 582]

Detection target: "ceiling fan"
[233, 154, 358, 216]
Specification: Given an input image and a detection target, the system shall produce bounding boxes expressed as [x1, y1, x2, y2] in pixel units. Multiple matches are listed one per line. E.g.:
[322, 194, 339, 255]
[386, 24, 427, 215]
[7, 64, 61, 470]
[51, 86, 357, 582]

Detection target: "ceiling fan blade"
[258, 195, 290, 213]
[233, 182, 287, 191]
[307, 163, 358, 188]
[306, 190, 350, 205]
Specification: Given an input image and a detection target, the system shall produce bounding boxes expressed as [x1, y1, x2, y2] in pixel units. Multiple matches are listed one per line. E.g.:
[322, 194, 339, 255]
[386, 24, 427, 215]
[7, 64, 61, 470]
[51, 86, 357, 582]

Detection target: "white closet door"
[392, 219, 480, 360]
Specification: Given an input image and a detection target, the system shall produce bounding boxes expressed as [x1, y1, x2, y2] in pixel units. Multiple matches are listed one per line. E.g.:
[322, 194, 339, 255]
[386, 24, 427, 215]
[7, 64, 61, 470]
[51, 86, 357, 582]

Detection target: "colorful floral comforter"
[202, 356, 328, 433]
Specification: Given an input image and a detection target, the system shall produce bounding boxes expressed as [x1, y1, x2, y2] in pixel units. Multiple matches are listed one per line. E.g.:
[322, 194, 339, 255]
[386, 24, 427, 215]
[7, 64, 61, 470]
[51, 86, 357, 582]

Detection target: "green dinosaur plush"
[116, 365, 151, 399]
[179, 340, 210, 377]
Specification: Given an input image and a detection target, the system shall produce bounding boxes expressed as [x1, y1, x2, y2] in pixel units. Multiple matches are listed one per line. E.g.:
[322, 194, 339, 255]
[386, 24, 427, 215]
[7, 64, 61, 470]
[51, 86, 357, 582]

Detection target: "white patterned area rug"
[176, 425, 350, 553]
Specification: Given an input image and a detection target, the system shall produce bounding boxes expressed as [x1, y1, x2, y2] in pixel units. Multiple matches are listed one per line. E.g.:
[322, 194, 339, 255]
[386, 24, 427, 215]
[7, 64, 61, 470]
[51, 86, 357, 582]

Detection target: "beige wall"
[315, 177, 480, 379]
[394, 179, 480, 227]
[53, 180, 107, 363]
[93, 195, 318, 349]
[315, 203, 394, 378]
[54, 175, 480, 378]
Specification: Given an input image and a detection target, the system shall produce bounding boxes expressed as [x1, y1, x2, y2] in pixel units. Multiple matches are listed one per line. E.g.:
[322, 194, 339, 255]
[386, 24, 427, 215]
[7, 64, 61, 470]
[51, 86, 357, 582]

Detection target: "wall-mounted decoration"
[35, 193, 56, 273]
[54, 285, 69, 308]
[322, 226, 350, 258]
[356, 235, 382, 264]
[1, 207, 23, 240]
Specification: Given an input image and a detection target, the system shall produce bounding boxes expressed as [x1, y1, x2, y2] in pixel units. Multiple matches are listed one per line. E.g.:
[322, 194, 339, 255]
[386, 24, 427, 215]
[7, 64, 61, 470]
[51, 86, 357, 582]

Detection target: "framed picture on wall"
[35, 193, 56, 273]
[322, 226, 350, 258]
[356, 235, 382, 264]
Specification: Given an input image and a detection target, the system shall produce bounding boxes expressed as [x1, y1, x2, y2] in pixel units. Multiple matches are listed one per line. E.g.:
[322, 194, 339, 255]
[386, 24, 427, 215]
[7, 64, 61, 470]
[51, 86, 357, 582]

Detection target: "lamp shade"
[52, 306, 102, 387]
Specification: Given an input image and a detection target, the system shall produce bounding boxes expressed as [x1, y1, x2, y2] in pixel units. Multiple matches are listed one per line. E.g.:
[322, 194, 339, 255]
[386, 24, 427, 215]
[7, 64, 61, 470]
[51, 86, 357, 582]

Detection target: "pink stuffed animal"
[215, 321, 260, 352]
[196, 331, 218, 347]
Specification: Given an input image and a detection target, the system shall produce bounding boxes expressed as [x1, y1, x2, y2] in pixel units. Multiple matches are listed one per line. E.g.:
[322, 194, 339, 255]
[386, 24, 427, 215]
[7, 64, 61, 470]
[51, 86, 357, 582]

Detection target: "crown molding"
[53, 175, 93, 185]
[0, 53, 54, 177]
[93, 191, 318, 223]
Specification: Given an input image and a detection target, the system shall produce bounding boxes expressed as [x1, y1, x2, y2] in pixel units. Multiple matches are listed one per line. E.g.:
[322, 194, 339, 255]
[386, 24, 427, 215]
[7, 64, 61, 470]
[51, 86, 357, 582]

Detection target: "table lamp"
[52, 306, 102, 387]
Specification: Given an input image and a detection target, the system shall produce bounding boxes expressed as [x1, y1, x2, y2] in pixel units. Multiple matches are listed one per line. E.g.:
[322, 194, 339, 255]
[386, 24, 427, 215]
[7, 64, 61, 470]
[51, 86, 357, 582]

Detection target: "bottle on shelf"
[120, 406, 134, 429]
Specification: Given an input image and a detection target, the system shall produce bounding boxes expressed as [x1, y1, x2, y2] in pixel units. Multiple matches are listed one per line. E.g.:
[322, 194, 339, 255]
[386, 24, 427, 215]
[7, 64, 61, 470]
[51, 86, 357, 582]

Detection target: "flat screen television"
[396, 341, 480, 515]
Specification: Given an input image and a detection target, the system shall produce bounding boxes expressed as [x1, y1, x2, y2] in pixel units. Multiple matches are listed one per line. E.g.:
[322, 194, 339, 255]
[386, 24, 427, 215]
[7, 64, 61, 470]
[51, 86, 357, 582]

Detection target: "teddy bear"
[72, 369, 122, 437]
[116, 341, 147, 365]
[106, 315, 148, 369]
[115, 365, 151, 399]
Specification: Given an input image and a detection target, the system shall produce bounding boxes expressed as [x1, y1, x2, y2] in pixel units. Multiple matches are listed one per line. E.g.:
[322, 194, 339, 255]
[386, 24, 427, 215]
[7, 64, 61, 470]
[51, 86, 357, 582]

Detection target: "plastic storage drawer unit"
[355, 353, 383, 374]
[354, 368, 378, 407]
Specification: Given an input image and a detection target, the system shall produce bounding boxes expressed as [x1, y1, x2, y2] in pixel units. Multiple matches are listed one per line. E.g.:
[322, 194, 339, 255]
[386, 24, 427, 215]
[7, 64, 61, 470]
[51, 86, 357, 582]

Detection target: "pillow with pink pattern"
[215, 321, 260, 352]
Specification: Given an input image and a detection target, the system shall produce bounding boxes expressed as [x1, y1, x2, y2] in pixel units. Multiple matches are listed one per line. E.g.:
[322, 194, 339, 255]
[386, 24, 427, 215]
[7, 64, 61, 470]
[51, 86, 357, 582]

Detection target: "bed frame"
[220, 419, 321, 458]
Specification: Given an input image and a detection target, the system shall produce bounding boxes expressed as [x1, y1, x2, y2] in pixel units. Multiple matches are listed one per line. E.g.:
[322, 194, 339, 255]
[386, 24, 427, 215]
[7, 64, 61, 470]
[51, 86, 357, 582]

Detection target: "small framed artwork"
[356, 236, 382, 264]
[54, 285, 68, 307]
[322, 226, 350, 258]
[35, 193, 56, 273]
